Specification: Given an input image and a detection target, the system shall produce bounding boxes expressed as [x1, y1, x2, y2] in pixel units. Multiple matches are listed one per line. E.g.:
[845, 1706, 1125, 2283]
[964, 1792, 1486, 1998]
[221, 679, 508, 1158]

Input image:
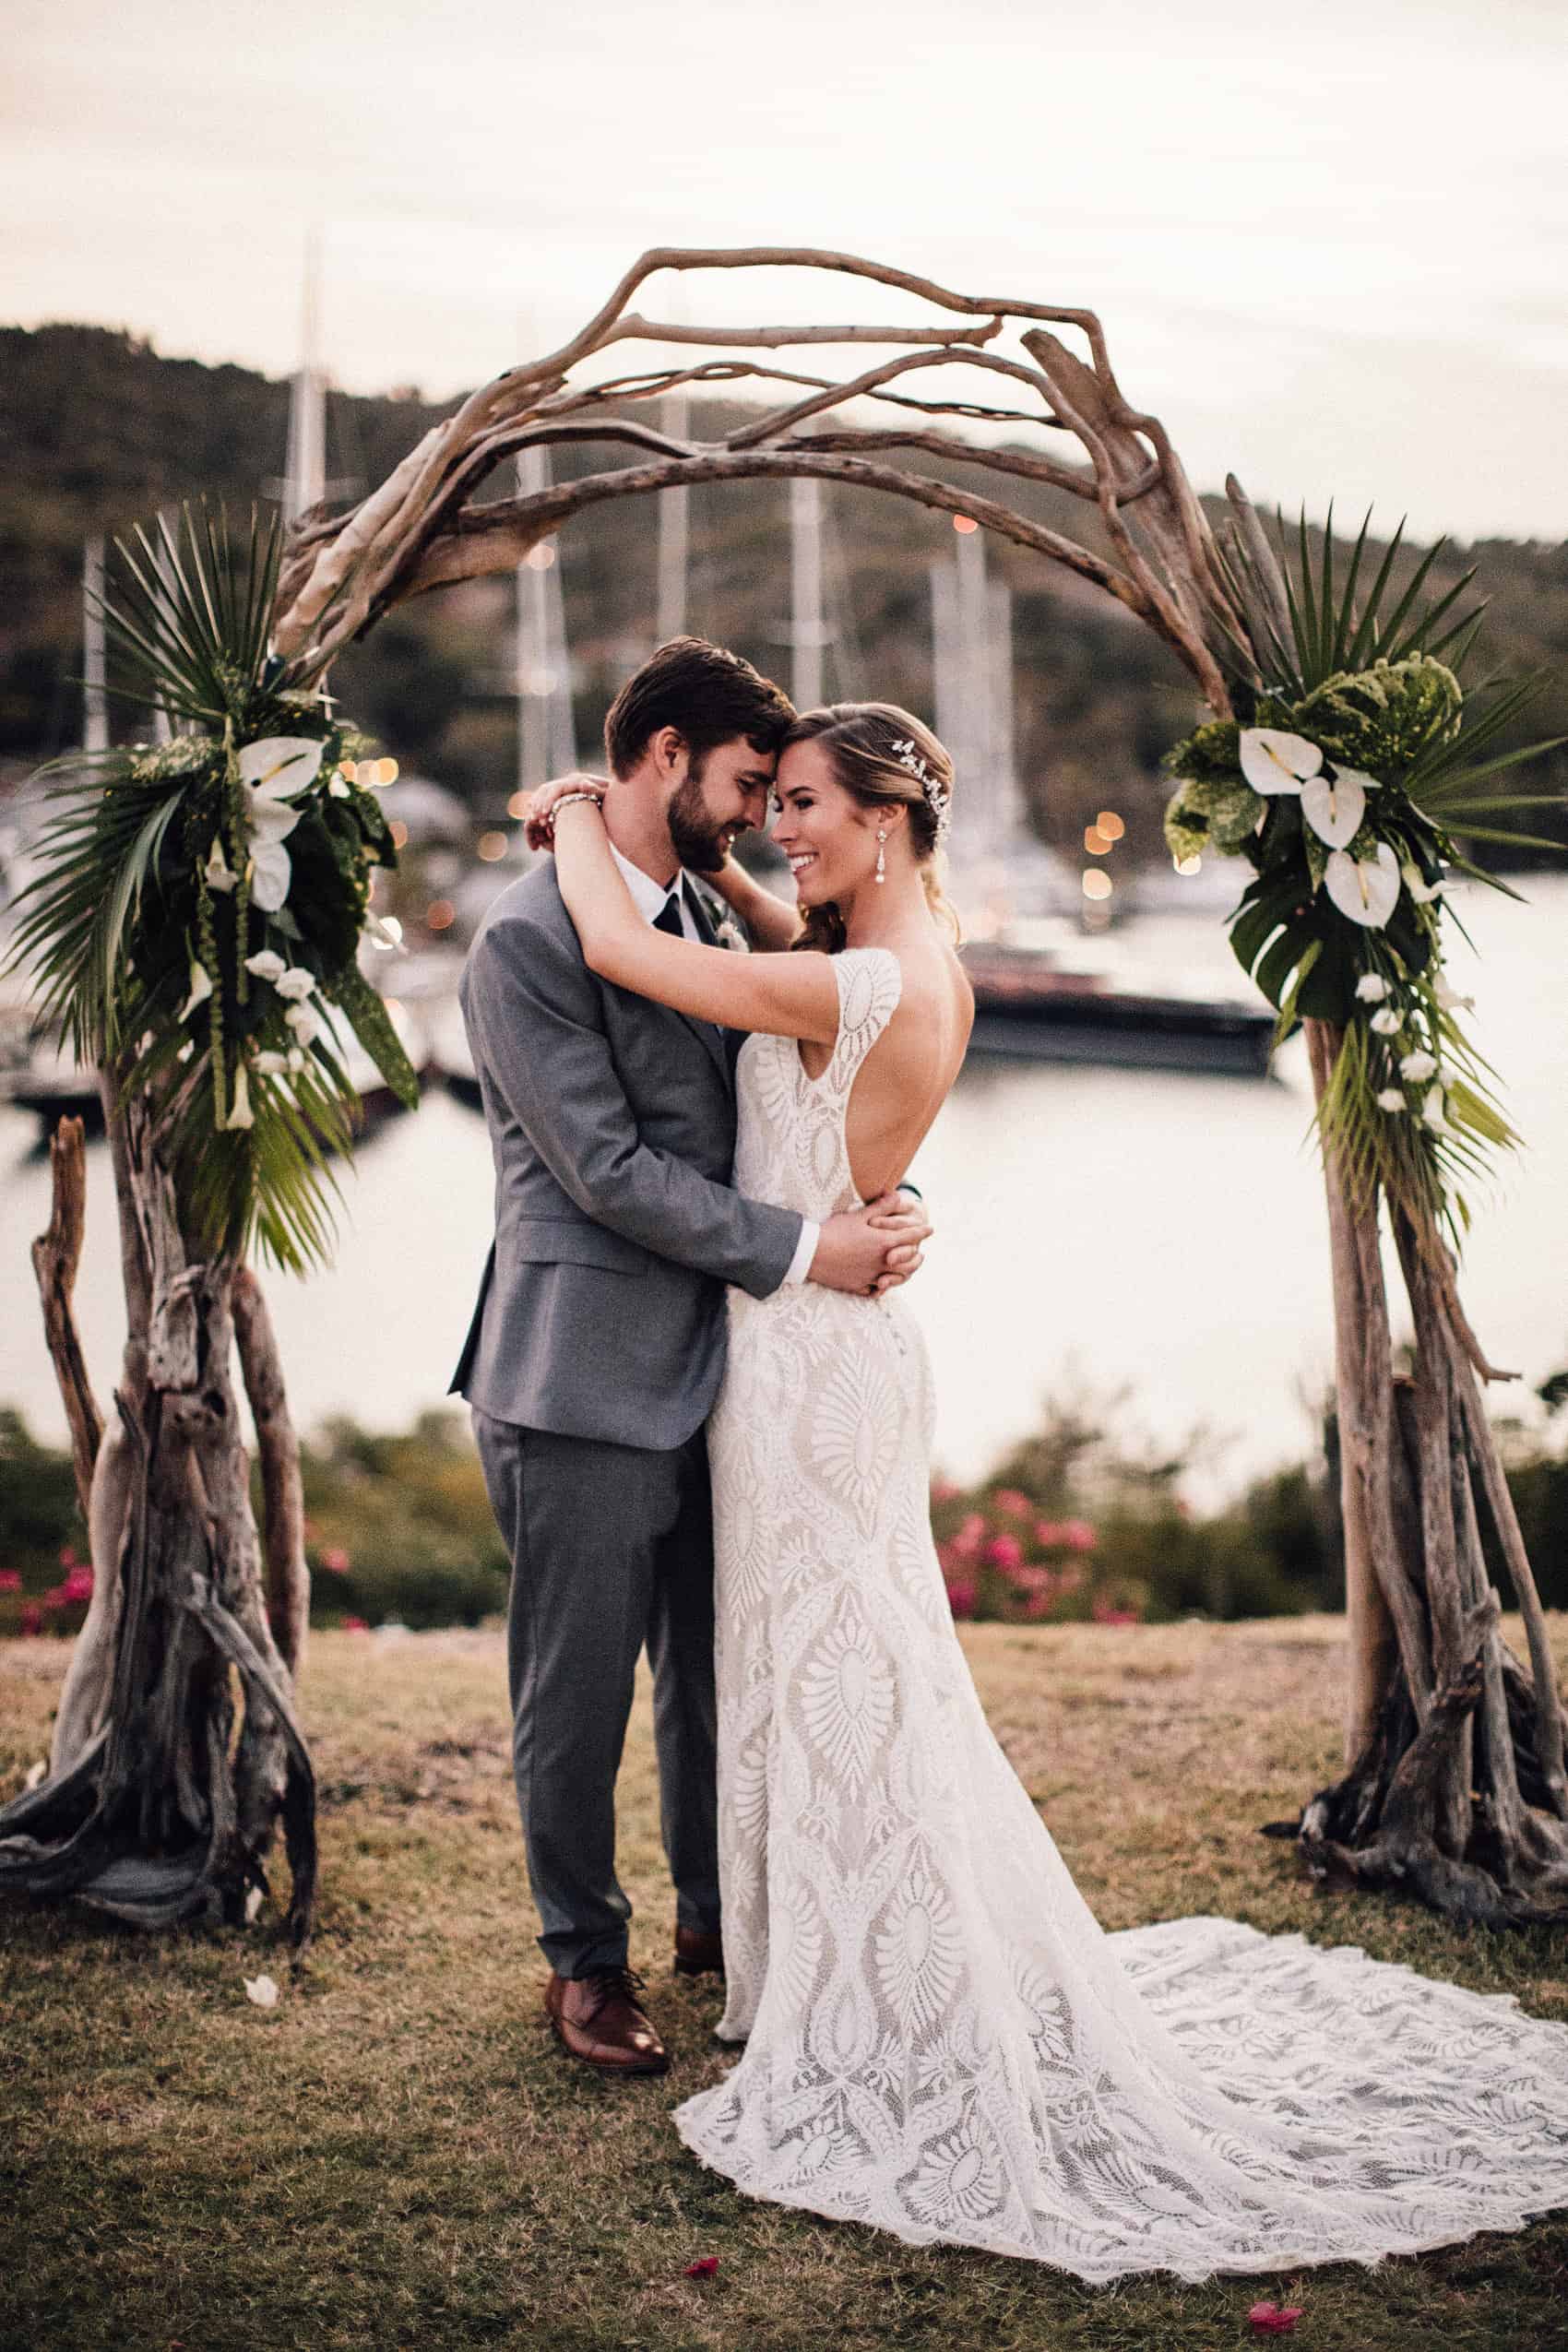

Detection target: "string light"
[953, 516, 978, 534]
[1096, 811, 1125, 841]
[506, 790, 529, 818]
[388, 818, 409, 849]
[1082, 870, 1112, 901]
[1174, 853, 1203, 877]
[477, 831, 508, 861]
[525, 544, 556, 569]
[1084, 826, 1111, 856]
[425, 899, 456, 931]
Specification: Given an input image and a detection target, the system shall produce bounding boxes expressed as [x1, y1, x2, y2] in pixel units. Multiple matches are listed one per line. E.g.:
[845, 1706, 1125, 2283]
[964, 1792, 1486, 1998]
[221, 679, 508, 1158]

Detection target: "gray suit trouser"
[470, 1407, 720, 1978]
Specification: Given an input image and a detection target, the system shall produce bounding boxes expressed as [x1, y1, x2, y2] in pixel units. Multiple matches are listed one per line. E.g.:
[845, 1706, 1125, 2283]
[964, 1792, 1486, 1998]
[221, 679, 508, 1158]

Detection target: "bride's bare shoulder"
[882, 942, 973, 1055]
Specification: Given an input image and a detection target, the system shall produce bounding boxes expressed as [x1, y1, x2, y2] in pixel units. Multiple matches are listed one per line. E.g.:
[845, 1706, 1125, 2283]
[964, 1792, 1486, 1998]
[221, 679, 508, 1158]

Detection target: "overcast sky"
[7, 0, 1566, 541]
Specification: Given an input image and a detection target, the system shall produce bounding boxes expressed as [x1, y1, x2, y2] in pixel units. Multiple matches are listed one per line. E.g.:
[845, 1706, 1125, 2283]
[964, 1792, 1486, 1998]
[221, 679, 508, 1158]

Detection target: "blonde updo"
[781, 702, 959, 955]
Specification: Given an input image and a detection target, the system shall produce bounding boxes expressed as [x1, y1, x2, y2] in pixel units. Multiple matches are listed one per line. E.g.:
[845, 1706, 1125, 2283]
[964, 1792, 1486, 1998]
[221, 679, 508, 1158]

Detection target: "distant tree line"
[3, 325, 1563, 871]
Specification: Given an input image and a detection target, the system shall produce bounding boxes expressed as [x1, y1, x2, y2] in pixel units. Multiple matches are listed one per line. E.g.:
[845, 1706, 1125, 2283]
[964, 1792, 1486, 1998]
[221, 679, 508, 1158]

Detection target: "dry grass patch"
[4, 1615, 1567, 2352]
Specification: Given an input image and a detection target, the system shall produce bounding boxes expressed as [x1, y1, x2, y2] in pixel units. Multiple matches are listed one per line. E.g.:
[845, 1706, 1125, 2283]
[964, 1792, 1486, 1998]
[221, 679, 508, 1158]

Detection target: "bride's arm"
[554, 800, 840, 1043]
[707, 854, 802, 954]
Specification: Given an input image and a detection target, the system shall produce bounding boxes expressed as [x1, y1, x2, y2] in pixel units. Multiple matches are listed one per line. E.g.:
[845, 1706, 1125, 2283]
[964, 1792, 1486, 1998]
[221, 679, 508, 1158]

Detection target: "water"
[3, 878, 1563, 1504]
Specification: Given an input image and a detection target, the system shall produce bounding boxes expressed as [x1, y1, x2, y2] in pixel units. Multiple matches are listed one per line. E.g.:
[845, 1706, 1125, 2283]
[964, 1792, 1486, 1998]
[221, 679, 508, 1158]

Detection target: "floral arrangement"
[1162, 513, 1562, 1250]
[10, 505, 418, 1269]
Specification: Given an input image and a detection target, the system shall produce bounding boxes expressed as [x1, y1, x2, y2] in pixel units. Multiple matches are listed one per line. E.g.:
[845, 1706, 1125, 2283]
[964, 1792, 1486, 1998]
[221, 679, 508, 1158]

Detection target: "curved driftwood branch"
[268, 245, 1239, 709]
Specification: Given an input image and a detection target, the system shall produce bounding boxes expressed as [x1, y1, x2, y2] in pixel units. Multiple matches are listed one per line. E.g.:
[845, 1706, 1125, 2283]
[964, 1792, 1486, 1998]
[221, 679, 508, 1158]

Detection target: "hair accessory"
[890, 737, 952, 849]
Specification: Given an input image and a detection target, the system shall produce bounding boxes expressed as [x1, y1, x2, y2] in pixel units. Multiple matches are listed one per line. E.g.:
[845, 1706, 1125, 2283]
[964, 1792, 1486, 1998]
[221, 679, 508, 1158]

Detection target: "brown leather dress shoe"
[673, 1924, 725, 1978]
[545, 1966, 669, 2074]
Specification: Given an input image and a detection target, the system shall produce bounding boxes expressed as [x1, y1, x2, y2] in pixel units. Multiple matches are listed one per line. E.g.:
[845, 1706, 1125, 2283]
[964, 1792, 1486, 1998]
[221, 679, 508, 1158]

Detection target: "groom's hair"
[603, 636, 795, 778]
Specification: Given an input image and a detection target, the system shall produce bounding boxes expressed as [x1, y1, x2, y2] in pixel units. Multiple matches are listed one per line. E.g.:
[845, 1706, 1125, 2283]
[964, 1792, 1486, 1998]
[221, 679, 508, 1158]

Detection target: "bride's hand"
[522, 772, 611, 852]
[864, 1191, 932, 1294]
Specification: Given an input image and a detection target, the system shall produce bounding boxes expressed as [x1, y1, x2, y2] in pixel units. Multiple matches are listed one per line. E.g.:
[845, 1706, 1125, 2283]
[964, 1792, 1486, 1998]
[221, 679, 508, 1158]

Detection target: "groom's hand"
[810, 1194, 932, 1296]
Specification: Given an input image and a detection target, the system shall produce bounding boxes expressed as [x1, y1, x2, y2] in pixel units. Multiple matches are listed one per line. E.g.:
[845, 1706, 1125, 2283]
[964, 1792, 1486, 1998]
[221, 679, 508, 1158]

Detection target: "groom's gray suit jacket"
[447, 860, 803, 1452]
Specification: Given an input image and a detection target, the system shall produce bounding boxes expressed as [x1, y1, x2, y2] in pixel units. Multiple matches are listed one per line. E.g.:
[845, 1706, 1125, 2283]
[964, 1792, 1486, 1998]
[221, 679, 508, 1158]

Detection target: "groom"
[449, 637, 930, 2076]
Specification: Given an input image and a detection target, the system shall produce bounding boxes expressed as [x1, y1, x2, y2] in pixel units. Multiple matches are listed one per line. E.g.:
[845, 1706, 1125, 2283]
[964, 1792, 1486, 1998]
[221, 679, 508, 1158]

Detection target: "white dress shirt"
[608, 842, 818, 1285]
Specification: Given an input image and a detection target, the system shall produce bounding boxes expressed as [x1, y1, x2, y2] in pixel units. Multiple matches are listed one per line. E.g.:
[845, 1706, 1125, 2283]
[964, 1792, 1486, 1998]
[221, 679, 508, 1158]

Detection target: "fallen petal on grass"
[1248, 2300, 1304, 2334]
[683, 2256, 720, 2279]
[244, 1975, 280, 2009]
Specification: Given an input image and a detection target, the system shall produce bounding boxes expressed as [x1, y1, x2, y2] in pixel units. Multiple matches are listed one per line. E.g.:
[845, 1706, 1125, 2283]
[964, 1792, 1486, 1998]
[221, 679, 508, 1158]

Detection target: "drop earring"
[874, 828, 887, 884]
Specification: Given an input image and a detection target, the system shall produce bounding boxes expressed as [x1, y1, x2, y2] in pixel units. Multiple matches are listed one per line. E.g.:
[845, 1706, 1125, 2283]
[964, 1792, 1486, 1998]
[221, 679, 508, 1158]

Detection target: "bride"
[543, 702, 1568, 2284]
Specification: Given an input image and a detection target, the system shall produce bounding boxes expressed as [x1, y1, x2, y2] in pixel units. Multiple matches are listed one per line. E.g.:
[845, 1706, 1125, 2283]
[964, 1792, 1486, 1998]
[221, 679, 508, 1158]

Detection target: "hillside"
[3, 324, 1564, 871]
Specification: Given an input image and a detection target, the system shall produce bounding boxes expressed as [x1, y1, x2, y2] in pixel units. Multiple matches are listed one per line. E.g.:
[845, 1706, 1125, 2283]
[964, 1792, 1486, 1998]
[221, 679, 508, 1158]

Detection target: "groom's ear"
[651, 725, 689, 783]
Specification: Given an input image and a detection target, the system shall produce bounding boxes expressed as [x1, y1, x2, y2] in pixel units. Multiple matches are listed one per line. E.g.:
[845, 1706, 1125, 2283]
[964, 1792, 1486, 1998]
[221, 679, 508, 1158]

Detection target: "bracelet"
[542, 790, 606, 835]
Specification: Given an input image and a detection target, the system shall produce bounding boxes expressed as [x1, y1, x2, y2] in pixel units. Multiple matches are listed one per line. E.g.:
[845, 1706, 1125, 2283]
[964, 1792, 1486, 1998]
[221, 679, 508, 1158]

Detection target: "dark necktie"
[653, 894, 684, 940]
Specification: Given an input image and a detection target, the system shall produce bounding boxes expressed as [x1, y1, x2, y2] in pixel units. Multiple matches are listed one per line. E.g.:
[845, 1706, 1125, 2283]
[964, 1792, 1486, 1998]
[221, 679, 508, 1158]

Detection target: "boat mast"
[515, 445, 576, 792]
[657, 385, 689, 645]
[82, 539, 107, 752]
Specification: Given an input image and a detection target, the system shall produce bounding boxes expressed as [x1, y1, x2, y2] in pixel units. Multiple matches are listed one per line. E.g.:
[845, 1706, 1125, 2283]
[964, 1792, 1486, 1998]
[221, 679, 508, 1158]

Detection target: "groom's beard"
[667, 762, 732, 874]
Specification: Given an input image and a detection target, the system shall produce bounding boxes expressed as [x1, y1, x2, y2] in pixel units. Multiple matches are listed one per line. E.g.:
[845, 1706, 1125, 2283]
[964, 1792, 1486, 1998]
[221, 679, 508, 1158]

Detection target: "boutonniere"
[711, 910, 749, 953]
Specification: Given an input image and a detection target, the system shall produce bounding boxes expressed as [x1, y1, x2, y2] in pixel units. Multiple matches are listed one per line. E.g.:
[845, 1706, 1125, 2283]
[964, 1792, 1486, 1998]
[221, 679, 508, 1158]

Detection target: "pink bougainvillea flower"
[1246, 2302, 1303, 2335]
[61, 1566, 93, 1600]
[1034, 1520, 1066, 1548]
[1019, 1593, 1054, 1620]
[1092, 1601, 1140, 1627]
[949, 1514, 987, 1562]
[930, 1477, 959, 1504]
[59, 1546, 78, 1567]
[319, 1547, 350, 1575]
[344, 1615, 370, 1633]
[1063, 1520, 1099, 1551]
[992, 1488, 1032, 1519]
[983, 1534, 1023, 1570]
[945, 1581, 977, 1620]
[19, 1605, 42, 1635]
[0, 1570, 21, 1591]
[1012, 1565, 1051, 1595]
[683, 2256, 720, 2279]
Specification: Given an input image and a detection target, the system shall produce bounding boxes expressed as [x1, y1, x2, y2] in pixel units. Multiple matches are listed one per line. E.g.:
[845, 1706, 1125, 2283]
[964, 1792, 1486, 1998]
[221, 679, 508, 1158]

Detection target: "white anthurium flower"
[244, 1973, 280, 2010]
[1399, 1049, 1438, 1083]
[363, 910, 403, 951]
[254, 1050, 290, 1075]
[284, 1003, 322, 1044]
[274, 967, 316, 1002]
[179, 959, 213, 1019]
[244, 948, 287, 983]
[1370, 1008, 1402, 1037]
[1239, 727, 1322, 795]
[1376, 1088, 1408, 1111]
[1434, 977, 1476, 1013]
[239, 736, 325, 912]
[1299, 770, 1366, 849]
[1422, 1084, 1451, 1134]
[204, 837, 238, 894]
[1355, 973, 1390, 1003]
[237, 736, 326, 798]
[1324, 842, 1401, 929]
[1402, 861, 1443, 905]
[224, 1064, 255, 1130]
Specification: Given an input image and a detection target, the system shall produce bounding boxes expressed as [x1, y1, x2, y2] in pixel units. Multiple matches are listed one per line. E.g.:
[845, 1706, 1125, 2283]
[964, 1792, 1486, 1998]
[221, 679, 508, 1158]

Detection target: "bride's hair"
[780, 703, 958, 956]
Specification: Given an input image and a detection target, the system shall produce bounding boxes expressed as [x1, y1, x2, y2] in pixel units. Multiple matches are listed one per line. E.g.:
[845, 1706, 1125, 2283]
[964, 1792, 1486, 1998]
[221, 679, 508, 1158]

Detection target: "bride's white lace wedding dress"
[672, 946, 1568, 2282]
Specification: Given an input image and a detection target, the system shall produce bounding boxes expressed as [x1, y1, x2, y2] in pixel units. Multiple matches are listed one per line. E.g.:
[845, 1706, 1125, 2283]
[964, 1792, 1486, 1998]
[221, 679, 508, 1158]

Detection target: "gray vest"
[447, 862, 801, 1450]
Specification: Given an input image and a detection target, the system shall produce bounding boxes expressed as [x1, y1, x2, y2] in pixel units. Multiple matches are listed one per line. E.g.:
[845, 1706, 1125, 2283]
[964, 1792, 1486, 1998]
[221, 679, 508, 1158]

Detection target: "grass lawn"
[4, 1614, 1568, 2352]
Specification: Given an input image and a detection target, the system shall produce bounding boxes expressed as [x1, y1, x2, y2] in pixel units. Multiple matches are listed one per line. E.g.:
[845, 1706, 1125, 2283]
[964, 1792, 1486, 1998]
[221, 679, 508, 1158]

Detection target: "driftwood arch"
[8, 248, 1562, 1944]
[279, 247, 1566, 1926]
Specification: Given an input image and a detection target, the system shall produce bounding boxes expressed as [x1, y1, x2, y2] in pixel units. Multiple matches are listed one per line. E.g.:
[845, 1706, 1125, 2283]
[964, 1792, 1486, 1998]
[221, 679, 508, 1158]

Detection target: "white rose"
[1355, 973, 1389, 1003]
[245, 949, 287, 983]
[275, 967, 316, 1002]
[254, 1050, 290, 1075]
[1376, 1088, 1407, 1111]
[284, 1003, 322, 1044]
[1399, 1050, 1438, 1083]
[1370, 1010, 1401, 1037]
